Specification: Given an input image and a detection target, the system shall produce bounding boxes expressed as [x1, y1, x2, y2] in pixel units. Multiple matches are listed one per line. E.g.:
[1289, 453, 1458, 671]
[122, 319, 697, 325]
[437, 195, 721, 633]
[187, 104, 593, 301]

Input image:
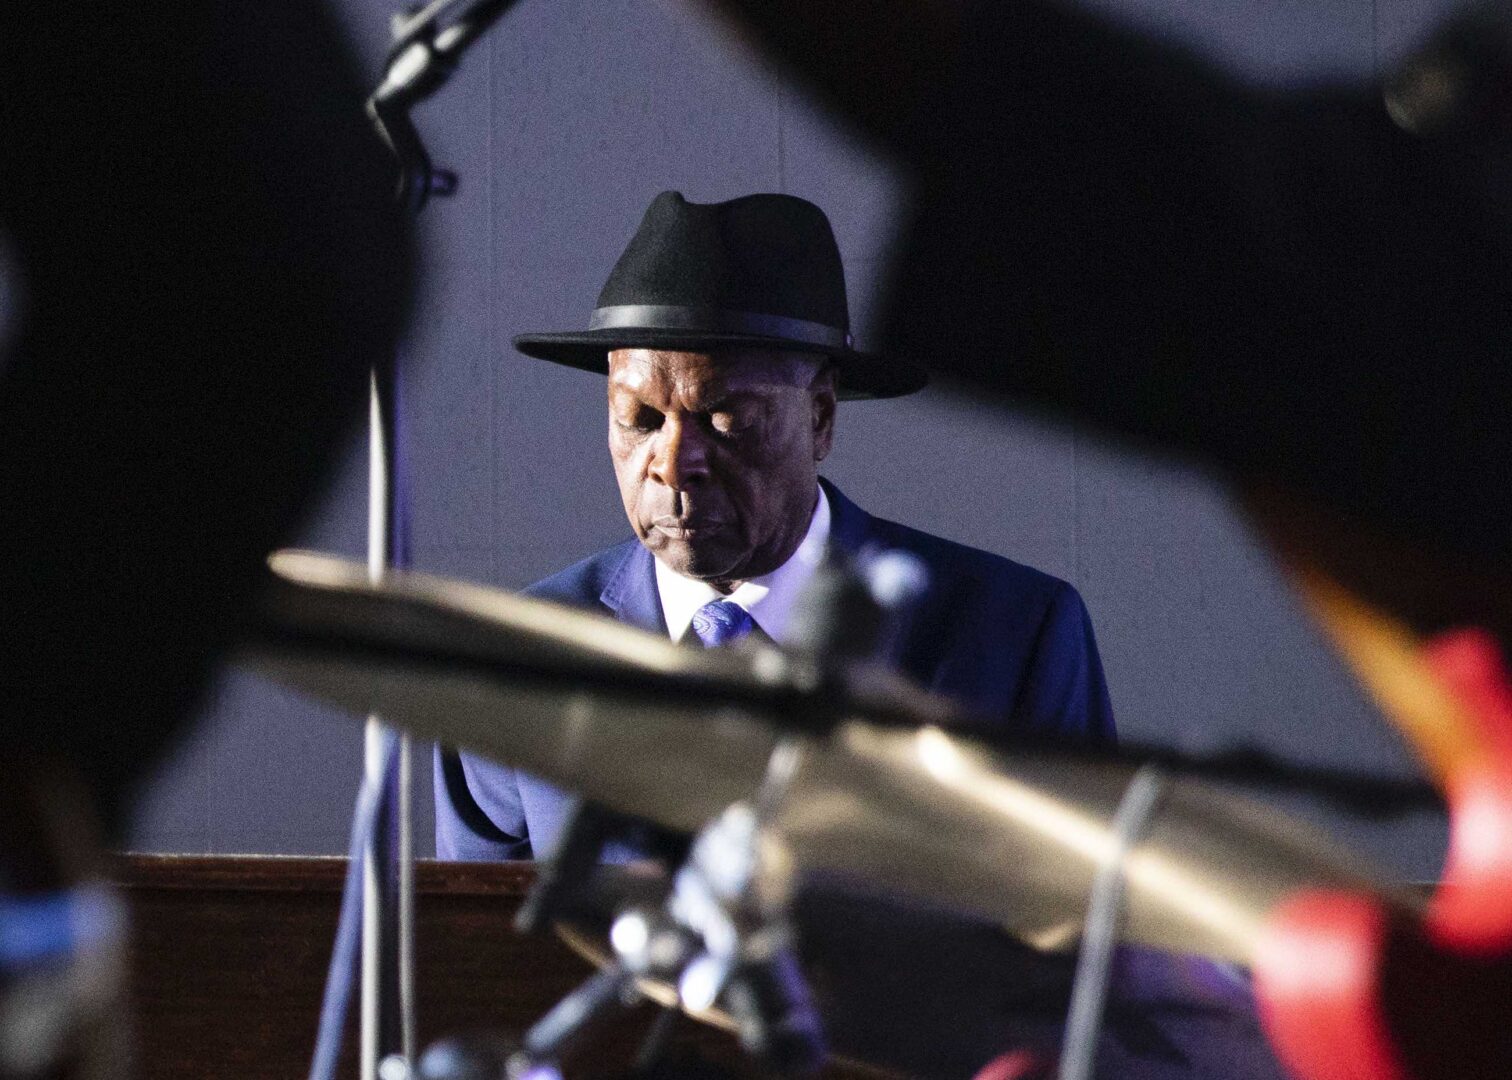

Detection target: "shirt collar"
[654, 485, 832, 644]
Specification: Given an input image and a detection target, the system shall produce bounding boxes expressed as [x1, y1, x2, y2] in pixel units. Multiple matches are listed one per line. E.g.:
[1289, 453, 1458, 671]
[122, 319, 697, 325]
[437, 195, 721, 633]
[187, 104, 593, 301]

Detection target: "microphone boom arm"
[367, 0, 520, 213]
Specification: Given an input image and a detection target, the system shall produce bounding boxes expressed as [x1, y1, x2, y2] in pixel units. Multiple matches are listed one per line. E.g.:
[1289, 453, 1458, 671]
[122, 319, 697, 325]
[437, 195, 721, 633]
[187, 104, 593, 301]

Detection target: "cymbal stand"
[1058, 765, 1167, 1080]
[310, 6, 520, 1080]
[670, 745, 825, 1077]
[502, 554, 927, 1077]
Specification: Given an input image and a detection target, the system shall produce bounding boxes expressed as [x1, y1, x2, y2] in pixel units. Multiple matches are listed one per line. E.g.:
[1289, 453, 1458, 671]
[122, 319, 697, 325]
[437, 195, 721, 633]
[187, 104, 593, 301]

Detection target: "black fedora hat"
[513, 191, 928, 400]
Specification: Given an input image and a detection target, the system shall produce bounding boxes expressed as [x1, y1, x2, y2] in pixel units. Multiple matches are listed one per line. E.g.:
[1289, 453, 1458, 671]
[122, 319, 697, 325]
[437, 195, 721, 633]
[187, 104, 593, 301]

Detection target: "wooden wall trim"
[109, 852, 539, 896]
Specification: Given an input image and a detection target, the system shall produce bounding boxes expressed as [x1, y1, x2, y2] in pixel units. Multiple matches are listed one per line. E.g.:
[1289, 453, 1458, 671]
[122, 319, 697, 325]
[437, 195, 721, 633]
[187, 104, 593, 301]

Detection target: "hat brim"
[513, 328, 928, 400]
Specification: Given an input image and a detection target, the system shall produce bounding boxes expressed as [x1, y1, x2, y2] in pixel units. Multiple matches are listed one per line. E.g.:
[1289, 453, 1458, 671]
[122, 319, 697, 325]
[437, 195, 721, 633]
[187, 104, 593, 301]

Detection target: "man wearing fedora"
[435, 191, 1115, 861]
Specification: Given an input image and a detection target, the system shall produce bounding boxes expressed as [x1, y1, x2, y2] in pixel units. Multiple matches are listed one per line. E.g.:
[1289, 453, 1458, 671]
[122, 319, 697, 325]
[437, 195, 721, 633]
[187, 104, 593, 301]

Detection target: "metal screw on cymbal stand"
[379, 1053, 416, 1080]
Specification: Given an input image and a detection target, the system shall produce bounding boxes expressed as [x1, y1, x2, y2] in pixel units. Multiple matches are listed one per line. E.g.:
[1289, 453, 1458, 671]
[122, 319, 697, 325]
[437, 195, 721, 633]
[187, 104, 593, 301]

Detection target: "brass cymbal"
[243, 550, 1405, 966]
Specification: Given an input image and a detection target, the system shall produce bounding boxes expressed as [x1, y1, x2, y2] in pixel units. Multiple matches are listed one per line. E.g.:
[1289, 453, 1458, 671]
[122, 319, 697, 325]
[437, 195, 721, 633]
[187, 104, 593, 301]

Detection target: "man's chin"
[644, 536, 745, 583]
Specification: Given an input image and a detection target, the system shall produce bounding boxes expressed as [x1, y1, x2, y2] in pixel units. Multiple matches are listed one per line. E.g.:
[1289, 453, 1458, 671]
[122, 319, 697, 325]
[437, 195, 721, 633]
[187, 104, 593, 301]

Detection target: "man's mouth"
[651, 515, 724, 539]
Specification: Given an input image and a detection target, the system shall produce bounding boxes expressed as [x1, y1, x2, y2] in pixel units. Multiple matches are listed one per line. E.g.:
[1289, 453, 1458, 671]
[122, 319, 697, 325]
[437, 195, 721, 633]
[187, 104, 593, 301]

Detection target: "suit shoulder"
[523, 538, 642, 606]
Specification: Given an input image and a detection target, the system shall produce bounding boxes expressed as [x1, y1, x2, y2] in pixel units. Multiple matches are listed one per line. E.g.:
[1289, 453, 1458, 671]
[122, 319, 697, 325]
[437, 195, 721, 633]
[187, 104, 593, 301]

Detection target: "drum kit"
[246, 4, 1505, 1077]
[241, 548, 1425, 1079]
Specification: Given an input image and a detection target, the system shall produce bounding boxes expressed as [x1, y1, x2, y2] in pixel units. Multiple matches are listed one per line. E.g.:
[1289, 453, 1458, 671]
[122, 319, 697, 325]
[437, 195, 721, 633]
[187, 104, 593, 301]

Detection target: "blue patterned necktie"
[688, 599, 755, 648]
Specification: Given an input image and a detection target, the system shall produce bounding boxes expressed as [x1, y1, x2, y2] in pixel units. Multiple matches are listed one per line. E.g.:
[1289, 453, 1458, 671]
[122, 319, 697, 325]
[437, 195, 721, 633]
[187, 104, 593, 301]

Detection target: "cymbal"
[243, 550, 1405, 966]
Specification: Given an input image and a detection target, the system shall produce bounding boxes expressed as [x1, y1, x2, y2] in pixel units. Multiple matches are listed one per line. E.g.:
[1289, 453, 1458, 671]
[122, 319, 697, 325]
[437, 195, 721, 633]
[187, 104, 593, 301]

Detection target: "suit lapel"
[598, 541, 669, 634]
[819, 477, 874, 557]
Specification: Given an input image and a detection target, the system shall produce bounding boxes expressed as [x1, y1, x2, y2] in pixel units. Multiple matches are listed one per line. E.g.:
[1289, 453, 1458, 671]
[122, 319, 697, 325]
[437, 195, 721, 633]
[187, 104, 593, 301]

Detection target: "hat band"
[589, 305, 852, 350]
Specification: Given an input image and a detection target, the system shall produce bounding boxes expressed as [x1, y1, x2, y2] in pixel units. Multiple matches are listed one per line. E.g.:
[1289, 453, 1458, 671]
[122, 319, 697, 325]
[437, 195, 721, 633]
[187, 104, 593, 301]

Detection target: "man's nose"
[648, 416, 710, 489]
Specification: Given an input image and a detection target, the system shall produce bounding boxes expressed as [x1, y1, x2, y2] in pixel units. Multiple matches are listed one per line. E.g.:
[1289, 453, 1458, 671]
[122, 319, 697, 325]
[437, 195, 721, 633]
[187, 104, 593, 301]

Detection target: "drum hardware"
[245, 551, 1411, 965]
[244, 550, 1450, 1076]
[510, 789, 820, 1078]
[780, 549, 932, 700]
[505, 560, 915, 1079]
[514, 801, 689, 938]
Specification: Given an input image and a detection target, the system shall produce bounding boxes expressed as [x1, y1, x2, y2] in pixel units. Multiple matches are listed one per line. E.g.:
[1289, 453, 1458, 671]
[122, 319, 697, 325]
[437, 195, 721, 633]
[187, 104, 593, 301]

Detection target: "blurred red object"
[1254, 629, 1512, 1080]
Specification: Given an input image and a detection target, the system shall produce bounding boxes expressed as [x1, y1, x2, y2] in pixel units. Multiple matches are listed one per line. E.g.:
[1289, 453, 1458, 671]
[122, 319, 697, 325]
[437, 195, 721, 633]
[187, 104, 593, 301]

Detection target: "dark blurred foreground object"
[0, 3, 415, 1075]
[1384, 0, 1512, 135]
[696, 0, 1512, 635]
[0, 1, 416, 839]
[691, 3, 1512, 1079]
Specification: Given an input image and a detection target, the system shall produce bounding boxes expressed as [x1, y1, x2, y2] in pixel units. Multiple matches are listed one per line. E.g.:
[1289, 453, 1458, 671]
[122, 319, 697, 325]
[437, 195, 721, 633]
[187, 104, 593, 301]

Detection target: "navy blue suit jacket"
[436, 480, 1115, 860]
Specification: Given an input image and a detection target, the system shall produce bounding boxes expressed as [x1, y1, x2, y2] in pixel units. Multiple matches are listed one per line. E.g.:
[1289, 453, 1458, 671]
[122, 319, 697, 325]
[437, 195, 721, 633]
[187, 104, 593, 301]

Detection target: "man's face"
[608, 347, 836, 589]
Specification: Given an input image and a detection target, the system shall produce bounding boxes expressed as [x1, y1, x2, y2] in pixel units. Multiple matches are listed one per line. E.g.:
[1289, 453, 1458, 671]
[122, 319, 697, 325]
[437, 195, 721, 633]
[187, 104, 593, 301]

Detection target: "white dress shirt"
[653, 485, 832, 645]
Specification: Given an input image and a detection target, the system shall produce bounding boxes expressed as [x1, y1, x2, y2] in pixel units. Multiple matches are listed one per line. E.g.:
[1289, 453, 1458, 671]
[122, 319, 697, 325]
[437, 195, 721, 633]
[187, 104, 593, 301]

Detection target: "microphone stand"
[353, 4, 519, 1078]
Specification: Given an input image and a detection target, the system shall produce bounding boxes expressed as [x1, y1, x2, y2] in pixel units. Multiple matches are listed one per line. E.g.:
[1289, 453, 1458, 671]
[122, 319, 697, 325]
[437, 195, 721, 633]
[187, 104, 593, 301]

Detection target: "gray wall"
[128, 0, 1454, 879]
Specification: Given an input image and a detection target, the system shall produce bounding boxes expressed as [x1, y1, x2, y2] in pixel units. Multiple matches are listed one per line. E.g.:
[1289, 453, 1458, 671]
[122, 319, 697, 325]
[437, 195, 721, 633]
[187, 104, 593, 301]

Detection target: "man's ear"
[811, 364, 837, 462]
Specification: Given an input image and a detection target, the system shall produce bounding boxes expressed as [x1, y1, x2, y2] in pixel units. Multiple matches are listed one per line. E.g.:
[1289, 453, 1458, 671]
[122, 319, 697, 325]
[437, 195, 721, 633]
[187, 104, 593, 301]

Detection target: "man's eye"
[709, 412, 746, 436]
[616, 410, 662, 433]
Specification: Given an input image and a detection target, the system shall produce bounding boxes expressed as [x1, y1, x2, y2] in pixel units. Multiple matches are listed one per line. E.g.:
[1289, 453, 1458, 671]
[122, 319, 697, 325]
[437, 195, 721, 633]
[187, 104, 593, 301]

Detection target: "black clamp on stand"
[514, 800, 689, 937]
[509, 793, 823, 1079]
[778, 548, 930, 738]
[368, 0, 521, 213]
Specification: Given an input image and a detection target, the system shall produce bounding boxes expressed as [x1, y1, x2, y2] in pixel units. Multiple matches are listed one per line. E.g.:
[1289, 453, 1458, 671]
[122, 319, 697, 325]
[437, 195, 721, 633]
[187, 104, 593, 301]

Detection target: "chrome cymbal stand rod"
[357, 5, 521, 1077]
[1059, 765, 1167, 1080]
[364, 357, 410, 1079]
